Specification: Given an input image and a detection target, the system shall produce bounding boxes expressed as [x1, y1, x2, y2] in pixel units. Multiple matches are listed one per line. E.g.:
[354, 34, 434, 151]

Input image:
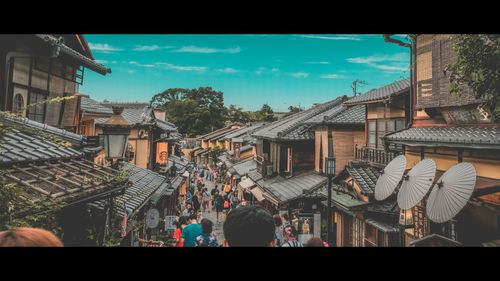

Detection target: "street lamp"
[325, 157, 336, 246]
[101, 106, 132, 168]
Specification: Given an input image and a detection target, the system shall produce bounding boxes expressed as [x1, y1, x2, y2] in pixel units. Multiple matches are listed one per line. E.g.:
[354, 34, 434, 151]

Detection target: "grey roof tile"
[384, 126, 500, 149]
[263, 172, 328, 203]
[252, 96, 348, 140]
[344, 78, 410, 105]
[0, 128, 84, 164]
[80, 95, 113, 115]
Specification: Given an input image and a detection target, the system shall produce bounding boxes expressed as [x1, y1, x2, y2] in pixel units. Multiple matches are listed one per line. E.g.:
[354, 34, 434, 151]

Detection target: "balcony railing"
[355, 145, 399, 166]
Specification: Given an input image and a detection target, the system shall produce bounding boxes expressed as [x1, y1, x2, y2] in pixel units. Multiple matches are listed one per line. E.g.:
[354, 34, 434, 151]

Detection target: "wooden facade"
[384, 34, 500, 246]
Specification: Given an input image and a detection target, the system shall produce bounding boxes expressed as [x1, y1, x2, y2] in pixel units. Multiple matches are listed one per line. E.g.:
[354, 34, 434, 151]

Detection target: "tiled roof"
[344, 78, 410, 105]
[196, 122, 243, 140]
[206, 127, 241, 141]
[346, 164, 381, 196]
[223, 123, 267, 140]
[230, 157, 257, 177]
[80, 95, 113, 115]
[263, 171, 328, 203]
[384, 126, 500, 149]
[0, 112, 87, 148]
[303, 102, 365, 125]
[252, 96, 348, 141]
[96, 103, 178, 132]
[90, 162, 168, 217]
[0, 128, 84, 164]
[227, 144, 253, 156]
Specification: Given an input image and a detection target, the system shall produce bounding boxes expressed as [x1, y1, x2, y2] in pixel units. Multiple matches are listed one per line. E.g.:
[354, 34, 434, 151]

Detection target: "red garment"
[173, 228, 184, 247]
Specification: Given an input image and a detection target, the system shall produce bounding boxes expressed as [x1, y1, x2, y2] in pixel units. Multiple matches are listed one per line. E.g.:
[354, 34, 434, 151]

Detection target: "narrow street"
[194, 171, 225, 245]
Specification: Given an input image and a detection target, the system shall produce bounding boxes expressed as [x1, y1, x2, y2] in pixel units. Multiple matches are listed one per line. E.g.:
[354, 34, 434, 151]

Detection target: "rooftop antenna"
[351, 80, 368, 97]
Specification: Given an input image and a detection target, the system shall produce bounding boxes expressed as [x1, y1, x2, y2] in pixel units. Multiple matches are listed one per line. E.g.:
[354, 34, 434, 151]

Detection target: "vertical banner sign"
[156, 142, 168, 164]
[314, 213, 321, 238]
[164, 215, 177, 231]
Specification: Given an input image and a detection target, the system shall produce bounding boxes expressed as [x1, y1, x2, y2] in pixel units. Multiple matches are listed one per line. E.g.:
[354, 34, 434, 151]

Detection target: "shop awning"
[238, 177, 255, 190]
[250, 186, 265, 202]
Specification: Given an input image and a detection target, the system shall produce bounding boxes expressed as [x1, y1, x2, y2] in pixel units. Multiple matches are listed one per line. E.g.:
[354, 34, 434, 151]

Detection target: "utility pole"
[352, 80, 368, 96]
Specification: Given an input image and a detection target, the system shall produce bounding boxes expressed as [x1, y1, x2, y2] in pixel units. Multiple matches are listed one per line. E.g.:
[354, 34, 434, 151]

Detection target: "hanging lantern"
[325, 157, 336, 178]
[101, 106, 132, 160]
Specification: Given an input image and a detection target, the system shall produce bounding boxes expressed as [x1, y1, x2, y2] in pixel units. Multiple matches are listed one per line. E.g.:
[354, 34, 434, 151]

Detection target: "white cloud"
[133, 45, 173, 51]
[255, 67, 265, 75]
[128, 61, 155, 68]
[172, 46, 242, 54]
[306, 61, 331, 65]
[88, 43, 123, 53]
[320, 74, 343, 79]
[290, 72, 309, 78]
[155, 62, 207, 72]
[216, 67, 239, 73]
[347, 53, 410, 72]
[300, 35, 361, 41]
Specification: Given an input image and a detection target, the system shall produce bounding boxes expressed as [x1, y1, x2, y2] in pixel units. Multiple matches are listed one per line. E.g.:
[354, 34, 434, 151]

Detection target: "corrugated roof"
[384, 126, 500, 150]
[344, 78, 410, 105]
[90, 162, 168, 217]
[263, 171, 328, 203]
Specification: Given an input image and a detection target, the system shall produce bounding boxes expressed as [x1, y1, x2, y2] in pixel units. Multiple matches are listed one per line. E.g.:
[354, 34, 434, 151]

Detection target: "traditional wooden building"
[94, 102, 179, 170]
[194, 122, 243, 166]
[0, 34, 111, 130]
[383, 34, 500, 246]
[0, 113, 130, 246]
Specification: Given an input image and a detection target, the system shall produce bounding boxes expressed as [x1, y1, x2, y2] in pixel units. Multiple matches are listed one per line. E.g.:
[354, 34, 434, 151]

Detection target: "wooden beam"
[70, 159, 115, 178]
[28, 163, 84, 192]
[5, 173, 51, 196]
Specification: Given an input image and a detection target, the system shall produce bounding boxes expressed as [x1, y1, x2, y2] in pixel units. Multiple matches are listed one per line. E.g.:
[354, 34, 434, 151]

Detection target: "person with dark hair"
[281, 213, 290, 228]
[194, 218, 218, 247]
[215, 191, 225, 224]
[273, 214, 285, 247]
[173, 216, 188, 247]
[180, 214, 203, 247]
[0, 227, 63, 247]
[281, 225, 303, 247]
[202, 187, 211, 212]
[192, 191, 200, 212]
[305, 237, 328, 247]
[222, 205, 277, 247]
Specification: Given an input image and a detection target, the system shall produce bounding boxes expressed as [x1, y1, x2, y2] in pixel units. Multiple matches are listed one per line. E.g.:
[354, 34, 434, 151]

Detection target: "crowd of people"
[170, 164, 329, 247]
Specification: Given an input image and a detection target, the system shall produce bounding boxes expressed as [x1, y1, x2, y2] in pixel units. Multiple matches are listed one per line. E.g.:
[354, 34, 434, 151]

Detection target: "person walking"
[172, 216, 188, 247]
[215, 192, 225, 224]
[281, 225, 303, 247]
[210, 186, 217, 210]
[185, 190, 193, 206]
[192, 191, 200, 212]
[291, 214, 299, 231]
[180, 214, 203, 247]
[222, 194, 230, 221]
[230, 191, 238, 211]
[194, 218, 218, 247]
[202, 187, 211, 212]
[273, 214, 285, 247]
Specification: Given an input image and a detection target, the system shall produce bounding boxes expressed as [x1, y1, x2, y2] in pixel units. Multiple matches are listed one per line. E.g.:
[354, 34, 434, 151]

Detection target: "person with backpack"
[202, 187, 211, 212]
[215, 193, 225, 224]
[281, 225, 303, 247]
[222, 194, 230, 221]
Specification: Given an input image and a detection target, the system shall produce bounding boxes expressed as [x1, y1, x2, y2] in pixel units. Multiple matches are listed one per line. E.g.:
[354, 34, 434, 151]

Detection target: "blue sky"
[79, 34, 411, 112]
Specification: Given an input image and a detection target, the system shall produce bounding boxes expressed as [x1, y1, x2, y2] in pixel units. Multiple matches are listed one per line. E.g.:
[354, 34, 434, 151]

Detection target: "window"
[12, 93, 24, 114]
[27, 91, 47, 123]
[367, 119, 405, 149]
[364, 223, 377, 246]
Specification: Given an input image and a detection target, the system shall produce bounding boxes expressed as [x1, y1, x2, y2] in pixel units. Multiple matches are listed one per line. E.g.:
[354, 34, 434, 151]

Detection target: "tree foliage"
[151, 87, 227, 137]
[445, 34, 500, 122]
[249, 103, 278, 122]
[226, 104, 252, 124]
[283, 105, 304, 118]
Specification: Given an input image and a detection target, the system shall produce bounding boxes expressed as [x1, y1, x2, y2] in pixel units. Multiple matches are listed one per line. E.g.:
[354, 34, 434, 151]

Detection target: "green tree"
[226, 104, 251, 124]
[151, 87, 227, 137]
[250, 103, 277, 122]
[445, 34, 500, 122]
[283, 105, 304, 118]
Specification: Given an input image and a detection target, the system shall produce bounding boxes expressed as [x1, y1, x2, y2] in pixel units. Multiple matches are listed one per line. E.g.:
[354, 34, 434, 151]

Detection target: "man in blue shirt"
[180, 214, 203, 247]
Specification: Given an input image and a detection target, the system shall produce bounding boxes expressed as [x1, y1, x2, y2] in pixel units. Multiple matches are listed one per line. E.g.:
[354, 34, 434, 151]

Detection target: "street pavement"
[195, 172, 225, 245]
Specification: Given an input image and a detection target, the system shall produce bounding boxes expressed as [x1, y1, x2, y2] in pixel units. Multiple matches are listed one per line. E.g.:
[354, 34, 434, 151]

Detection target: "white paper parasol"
[375, 155, 407, 201]
[426, 162, 476, 223]
[397, 158, 436, 210]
